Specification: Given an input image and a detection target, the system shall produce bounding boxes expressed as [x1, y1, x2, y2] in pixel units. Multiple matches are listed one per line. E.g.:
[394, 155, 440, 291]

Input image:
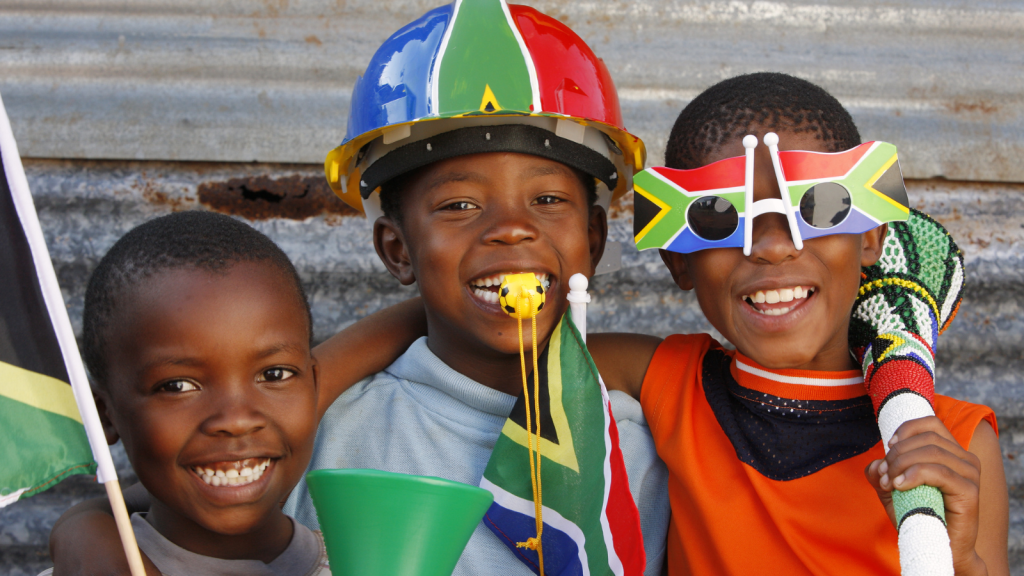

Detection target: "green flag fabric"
[0, 118, 95, 507]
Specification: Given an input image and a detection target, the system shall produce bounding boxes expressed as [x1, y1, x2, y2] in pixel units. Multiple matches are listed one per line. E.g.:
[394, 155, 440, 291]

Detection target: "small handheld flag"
[483, 273, 645, 576]
[0, 91, 147, 576]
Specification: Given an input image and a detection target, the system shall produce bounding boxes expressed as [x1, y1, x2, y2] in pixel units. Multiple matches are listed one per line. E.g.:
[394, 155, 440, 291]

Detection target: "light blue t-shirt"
[285, 338, 669, 575]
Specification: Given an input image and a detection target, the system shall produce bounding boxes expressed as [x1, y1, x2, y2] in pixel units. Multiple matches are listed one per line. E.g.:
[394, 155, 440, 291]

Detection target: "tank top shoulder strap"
[934, 394, 999, 448]
[640, 333, 717, 436]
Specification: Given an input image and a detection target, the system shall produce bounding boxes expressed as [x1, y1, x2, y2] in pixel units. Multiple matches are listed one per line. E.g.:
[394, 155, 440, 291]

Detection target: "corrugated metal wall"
[1, 1, 1022, 574]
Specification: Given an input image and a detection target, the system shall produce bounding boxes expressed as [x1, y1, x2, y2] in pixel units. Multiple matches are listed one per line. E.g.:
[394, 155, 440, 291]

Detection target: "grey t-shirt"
[285, 337, 669, 575]
[38, 513, 331, 576]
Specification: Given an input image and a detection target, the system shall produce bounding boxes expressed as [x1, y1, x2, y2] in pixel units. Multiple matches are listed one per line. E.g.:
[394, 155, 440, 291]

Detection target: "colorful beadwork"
[850, 208, 965, 576]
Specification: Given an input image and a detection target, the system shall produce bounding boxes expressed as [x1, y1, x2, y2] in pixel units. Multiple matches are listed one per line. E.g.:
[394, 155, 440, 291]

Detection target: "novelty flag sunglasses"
[633, 133, 910, 255]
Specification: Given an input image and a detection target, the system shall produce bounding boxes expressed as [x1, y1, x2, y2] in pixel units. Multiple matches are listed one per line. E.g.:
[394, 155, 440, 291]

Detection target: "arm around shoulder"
[314, 297, 427, 415]
[587, 333, 662, 400]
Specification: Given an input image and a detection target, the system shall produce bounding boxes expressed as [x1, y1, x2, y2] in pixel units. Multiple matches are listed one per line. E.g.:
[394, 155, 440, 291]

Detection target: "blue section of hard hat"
[343, 4, 453, 145]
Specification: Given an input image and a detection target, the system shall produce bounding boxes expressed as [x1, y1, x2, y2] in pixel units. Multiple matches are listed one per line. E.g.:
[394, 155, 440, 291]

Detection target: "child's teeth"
[765, 290, 781, 304]
[754, 291, 766, 304]
[196, 459, 271, 487]
[779, 288, 794, 302]
[794, 286, 804, 298]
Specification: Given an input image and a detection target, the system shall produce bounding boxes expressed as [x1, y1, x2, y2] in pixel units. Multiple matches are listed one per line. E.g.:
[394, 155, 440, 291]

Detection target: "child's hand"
[864, 416, 1006, 576]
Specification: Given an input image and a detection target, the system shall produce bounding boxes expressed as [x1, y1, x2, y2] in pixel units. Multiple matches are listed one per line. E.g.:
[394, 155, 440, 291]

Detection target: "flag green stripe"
[0, 394, 95, 500]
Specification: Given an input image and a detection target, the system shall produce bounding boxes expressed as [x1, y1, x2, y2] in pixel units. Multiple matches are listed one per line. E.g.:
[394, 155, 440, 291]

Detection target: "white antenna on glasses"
[742, 135, 758, 256]
[763, 132, 804, 251]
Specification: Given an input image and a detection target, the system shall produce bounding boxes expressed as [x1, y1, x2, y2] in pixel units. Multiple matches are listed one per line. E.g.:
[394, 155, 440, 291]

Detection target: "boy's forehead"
[420, 153, 579, 187]
[707, 126, 829, 164]
[111, 262, 309, 343]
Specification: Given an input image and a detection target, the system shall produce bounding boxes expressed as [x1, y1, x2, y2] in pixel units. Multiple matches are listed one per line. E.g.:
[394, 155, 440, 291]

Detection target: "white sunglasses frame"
[742, 132, 805, 256]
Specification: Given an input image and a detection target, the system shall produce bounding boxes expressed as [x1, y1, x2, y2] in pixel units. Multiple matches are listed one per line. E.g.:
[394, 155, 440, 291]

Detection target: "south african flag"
[481, 313, 645, 576]
[0, 92, 96, 507]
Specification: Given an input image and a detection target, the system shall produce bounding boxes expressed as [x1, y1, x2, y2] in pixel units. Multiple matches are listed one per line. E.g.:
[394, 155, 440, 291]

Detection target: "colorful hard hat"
[326, 0, 646, 217]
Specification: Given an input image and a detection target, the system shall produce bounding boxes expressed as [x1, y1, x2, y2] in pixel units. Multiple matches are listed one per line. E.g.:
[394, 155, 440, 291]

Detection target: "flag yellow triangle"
[479, 84, 503, 113]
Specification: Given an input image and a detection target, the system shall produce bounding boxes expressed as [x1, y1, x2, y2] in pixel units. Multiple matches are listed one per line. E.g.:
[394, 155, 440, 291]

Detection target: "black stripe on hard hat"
[359, 124, 618, 199]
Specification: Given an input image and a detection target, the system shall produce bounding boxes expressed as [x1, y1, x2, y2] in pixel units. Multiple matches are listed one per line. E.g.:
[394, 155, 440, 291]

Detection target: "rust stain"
[143, 189, 194, 211]
[944, 99, 999, 115]
[305, 35, 322, 46]
[197, 174, 358, 221]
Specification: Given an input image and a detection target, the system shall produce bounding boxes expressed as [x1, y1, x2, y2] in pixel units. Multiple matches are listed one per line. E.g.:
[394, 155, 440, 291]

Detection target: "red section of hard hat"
[509, 5, 624, 130]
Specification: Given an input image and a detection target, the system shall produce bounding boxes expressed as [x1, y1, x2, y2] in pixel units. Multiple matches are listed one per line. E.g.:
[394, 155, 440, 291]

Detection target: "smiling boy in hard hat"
[284, 1, 669, 573]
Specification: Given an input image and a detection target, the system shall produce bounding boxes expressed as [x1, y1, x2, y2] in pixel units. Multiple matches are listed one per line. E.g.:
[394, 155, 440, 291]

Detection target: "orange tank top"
[640, 334, 997, 576]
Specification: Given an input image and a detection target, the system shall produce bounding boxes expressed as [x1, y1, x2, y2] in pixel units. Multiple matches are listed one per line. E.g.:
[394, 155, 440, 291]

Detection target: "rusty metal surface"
[1, 0, 1023, 181]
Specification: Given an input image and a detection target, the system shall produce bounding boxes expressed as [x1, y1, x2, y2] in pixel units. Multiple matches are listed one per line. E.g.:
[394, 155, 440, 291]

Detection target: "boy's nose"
[202, 389, 267, 437]
[480, 205, 539, 245]
[748, 212, 801, 264]
[747, 144, 801, 263]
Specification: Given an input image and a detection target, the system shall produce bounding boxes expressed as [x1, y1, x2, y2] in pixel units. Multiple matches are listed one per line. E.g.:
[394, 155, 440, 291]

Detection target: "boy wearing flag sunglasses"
[591, 72, 1008, 575]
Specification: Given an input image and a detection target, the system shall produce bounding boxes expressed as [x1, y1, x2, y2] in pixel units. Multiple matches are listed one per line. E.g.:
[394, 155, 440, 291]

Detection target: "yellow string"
[513, 289, 545, 576]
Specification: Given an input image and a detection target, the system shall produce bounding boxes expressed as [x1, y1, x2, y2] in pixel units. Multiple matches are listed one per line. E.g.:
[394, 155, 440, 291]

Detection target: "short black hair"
[82, 211, 311, 385]
[665, 72, 861, 169]
[378, 163, 599, 225]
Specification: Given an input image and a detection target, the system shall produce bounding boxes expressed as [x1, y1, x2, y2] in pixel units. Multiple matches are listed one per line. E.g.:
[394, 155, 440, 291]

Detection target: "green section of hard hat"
[436, 0, 534, 115]
[306, 468, 494, 576]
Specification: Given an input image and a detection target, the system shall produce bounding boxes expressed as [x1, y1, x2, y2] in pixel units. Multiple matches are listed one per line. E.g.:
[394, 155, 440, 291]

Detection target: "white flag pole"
[0, 92, 147, 576]
[567, 273, 590, 343]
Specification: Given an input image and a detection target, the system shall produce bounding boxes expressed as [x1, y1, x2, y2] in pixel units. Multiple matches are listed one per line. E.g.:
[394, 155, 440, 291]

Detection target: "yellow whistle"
[499, 273, 546, 319]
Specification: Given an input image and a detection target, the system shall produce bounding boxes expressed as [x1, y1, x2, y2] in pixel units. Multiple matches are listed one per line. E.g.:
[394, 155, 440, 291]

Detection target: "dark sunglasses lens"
[687, 196, 738, 241]
[800, 182, 852, 229]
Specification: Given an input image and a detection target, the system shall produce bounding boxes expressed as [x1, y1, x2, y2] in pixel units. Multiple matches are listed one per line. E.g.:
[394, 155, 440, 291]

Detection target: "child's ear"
[860, 223, 889, 267]
[93, 388, 120, 446]
[373, 217, 416, 286]
[659, 249, 695, 291]
[587, 205, 608, 276]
